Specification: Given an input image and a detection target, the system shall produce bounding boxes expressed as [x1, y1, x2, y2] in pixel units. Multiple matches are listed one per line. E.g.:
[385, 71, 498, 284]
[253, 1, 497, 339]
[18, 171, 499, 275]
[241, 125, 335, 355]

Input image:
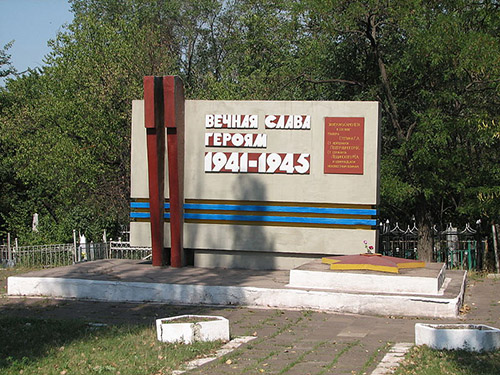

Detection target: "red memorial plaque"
[324, 117, 364, 174]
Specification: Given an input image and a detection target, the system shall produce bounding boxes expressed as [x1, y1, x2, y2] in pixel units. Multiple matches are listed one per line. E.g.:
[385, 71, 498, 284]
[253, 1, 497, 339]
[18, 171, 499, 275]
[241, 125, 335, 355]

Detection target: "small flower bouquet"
[363, 240, 374, 254]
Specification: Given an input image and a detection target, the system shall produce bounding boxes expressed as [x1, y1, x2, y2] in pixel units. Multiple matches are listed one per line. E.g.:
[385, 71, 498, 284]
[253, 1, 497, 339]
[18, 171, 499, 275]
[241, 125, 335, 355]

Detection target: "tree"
[1, 0, 498, 255]
[0, 0, 183, 242]
[0, 41, 18, 237]
[263, 0, 500, 261]
[0, 41, 16, 80]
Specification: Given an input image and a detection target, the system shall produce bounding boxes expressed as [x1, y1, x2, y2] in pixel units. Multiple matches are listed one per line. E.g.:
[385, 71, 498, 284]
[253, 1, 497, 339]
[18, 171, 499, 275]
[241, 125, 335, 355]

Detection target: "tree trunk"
[415, 197, 434, 262]
[492, 222, 500, 273]
[483, 239, 490, 271]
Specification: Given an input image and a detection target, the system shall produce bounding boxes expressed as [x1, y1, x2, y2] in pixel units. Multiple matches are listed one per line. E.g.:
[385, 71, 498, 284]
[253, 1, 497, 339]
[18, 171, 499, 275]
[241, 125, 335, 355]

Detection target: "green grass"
[0, 317, 222, 375]
[357, 342, 392, 375]
[317, 341, 360, 375]
[393, 345, 500, 375]
[277, 340, 327, 374]
[466, 270, 488, 282]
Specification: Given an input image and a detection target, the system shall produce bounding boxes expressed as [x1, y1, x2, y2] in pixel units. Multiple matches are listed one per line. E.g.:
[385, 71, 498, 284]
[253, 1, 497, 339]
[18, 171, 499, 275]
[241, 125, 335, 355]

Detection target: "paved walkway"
[1, 268, 499, 375]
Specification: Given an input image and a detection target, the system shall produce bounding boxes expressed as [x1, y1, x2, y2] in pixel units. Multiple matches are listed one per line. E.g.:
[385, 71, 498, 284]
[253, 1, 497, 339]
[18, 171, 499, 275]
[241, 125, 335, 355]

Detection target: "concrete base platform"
[7, 259, 467, 318]
[289, 261, 447, 295]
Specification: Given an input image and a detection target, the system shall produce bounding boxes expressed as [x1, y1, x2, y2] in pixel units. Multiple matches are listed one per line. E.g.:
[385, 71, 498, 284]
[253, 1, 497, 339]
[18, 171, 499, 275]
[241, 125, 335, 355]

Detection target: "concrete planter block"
[415, 323, 500, 352]
[156, 315, 229, 344]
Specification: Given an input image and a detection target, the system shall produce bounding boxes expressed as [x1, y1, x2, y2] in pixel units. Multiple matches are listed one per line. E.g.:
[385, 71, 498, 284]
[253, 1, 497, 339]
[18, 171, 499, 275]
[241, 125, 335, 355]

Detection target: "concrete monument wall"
[130, 99, 380, 269]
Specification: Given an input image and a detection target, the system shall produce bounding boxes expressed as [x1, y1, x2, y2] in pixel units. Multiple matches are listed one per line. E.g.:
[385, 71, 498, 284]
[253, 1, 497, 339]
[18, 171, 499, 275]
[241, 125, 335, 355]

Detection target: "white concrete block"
[156, 315, 229, 344]
[415, 323, 500, 351]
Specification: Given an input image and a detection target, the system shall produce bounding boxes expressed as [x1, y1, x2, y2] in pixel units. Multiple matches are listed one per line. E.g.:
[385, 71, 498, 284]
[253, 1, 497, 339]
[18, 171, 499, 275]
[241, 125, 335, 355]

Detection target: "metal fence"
[3, 222, 484, 270]
[1, 238, 152, 268]
[379, 222, 484, 270]
[78, 242, 109, 262]
[108, 241, 152, 260]
[1, 243, 75, 267]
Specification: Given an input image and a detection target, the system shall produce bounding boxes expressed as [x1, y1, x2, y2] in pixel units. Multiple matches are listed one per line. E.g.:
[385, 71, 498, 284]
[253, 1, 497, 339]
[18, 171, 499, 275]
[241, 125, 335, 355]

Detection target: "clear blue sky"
[0, 0, 73, 74]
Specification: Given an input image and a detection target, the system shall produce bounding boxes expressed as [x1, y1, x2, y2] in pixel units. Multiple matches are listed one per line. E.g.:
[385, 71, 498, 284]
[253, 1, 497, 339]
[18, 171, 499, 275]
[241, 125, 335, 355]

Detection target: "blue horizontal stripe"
[184, 213, 376, 226]
[131, 202, 377, 224]
[130, 202, 170, 209]
[130, 212, 170, 219]
[130, 212, 150, 218]
[130, 202, 149, 208]
[184, 203, 376, 216]
[131, 202, 375, 216]
[131, 211, 374, 225]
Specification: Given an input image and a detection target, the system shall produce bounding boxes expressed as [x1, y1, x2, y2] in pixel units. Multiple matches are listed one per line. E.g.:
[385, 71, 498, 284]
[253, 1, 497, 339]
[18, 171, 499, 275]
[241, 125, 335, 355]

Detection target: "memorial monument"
[7, 82, 467, 318]
[130, 76, 380, 269]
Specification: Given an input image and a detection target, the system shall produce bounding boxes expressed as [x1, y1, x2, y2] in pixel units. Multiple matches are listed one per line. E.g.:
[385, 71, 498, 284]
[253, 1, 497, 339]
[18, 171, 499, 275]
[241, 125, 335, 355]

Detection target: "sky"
[0, 0, 73, 76]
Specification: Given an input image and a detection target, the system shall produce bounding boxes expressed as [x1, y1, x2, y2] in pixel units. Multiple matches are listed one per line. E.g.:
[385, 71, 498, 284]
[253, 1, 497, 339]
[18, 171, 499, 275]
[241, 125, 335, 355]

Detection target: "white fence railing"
[109, 241, 152, 260]
[1, 241, 152, 267]
[1, 243, 75, 267]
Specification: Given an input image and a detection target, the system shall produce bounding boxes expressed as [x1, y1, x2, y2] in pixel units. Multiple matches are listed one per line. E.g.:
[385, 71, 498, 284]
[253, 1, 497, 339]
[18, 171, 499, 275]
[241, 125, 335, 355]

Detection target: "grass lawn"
[0, 317, 222, 375]
[394, 345, 500, 375]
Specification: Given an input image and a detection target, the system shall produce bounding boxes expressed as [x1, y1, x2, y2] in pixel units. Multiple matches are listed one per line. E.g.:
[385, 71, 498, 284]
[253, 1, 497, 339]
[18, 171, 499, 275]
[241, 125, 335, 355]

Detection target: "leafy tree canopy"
[1, 0, 499, 256]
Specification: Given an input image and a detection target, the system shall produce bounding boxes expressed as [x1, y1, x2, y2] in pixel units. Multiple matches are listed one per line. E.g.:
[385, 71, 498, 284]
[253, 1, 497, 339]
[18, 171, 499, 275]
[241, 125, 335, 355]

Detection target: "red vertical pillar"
[144, 76, 166, 266]
[163, 76, 185, 267]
